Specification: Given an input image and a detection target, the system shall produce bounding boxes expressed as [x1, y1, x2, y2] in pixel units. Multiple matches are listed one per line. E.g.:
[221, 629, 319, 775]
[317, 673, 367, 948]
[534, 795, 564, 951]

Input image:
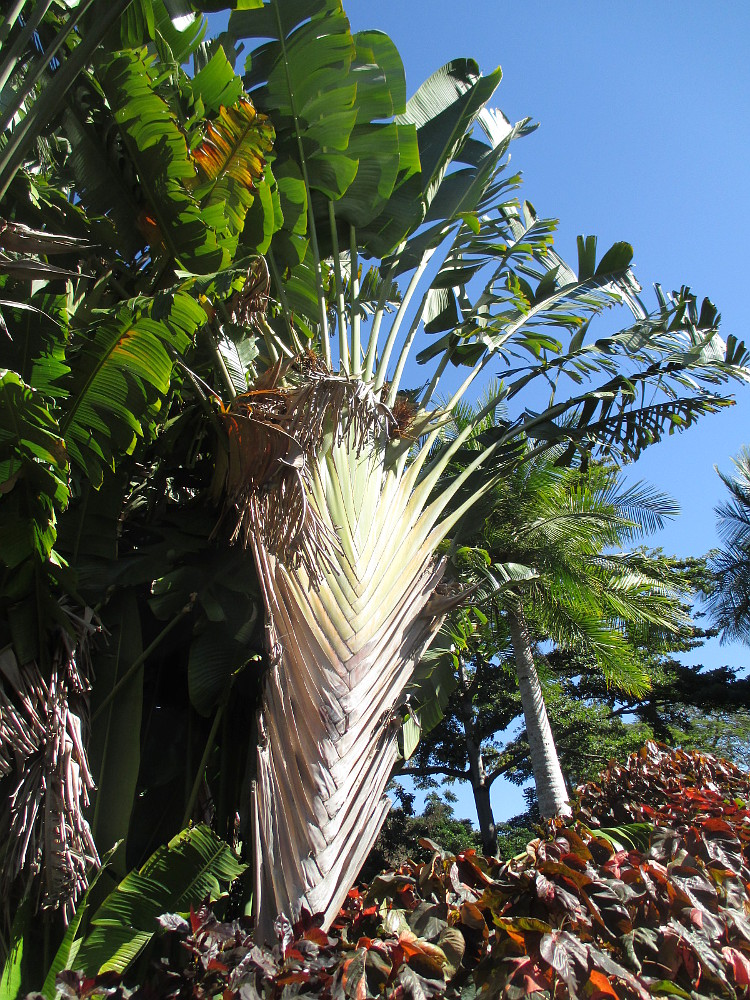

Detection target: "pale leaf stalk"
[268, 250, 303, 350]
[386, 289, 431, 407]
[349, 225, 362, 376]
[364, 238, 407, 381]
[327, 200, 349, 372]
[373, 250, 435, 391]
[0, 0, 27, 47]
[257, 315, 296, 360]
[0, 0, 53, 96]
[421, 352, 451, 409]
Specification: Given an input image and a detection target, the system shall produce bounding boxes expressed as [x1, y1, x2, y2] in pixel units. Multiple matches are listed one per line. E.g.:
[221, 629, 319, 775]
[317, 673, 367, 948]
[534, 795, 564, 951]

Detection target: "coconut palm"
[429, 402, 688, 825]
[707, 447, 750, 644]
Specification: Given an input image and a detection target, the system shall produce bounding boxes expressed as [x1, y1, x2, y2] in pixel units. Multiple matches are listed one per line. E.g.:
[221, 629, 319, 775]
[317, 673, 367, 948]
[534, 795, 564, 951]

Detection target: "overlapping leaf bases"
[48, 743, 750, 999]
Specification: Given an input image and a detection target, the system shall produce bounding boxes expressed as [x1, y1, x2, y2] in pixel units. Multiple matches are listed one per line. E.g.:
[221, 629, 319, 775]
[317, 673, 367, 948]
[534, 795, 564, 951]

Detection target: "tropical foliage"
[707, 447, 750, 644]
[35, 744, 750, 1000]
[2, 0, 750, 970]
[405, 442, 689, 833]
[0, 0, 275, 957]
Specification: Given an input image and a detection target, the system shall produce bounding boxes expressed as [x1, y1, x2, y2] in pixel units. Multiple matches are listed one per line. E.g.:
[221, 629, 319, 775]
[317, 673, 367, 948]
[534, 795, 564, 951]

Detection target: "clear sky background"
[336, 0, 750, 822]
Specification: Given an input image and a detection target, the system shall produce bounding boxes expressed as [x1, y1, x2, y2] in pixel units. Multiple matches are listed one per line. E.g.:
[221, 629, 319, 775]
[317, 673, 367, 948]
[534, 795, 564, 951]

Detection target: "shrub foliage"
[47, 743, 750, 999]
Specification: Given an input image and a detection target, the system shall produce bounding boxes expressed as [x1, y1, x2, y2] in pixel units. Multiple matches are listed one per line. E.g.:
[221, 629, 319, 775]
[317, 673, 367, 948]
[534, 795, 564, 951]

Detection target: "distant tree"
[412, 424, 686, 835]
[402, 554, 750, 849]
[707, 447, 750, 644]
[361, 787, 480, 880]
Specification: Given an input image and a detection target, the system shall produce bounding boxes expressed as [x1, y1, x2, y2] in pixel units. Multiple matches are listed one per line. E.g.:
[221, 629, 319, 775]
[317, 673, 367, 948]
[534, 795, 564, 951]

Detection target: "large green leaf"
[230, 0, 417, 331]
[190, 97, 275, 257]
[233, 0, 359, 204]
[89, 592, 144, 875]
[60, 105, 145, 260]
[99, 49, 229, 274]
[0, 370, 69, 569]
[74, 825, 246, 976]
[41, 845, 119, 999]
[0, 895, 32, 1000]
[59, 289, 205, 487]
[363, 59, 505, 262]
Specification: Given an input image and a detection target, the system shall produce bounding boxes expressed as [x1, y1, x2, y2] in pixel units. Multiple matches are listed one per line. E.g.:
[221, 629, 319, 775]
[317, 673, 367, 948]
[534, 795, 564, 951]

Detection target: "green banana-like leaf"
[364, 59, 505, 264]
[230, 0, 418, 332]
[0, 370, 69, 569]
[74, 825, 246, 976]
[188, 44, 244, 115]
[61, 106, 145, 260]
[191, 97, 275, 256]
[41, 845, 120, 999]
[89, 592, 144, 875]
[99, 49, 229, 274]
[324, 31, 419, 234]
[118, 0, 206, 60]
[59, 289, 205, 487]
[0, 895, 32, 1000]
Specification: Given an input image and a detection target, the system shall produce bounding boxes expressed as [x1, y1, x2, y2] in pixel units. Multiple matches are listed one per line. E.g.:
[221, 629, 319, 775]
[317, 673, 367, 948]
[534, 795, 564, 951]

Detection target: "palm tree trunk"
[507, 601, 570, 819]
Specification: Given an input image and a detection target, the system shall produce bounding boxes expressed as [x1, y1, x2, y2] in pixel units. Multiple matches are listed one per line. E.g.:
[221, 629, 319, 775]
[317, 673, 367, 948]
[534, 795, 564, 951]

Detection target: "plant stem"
[328, 199, 348, 372]
[0, 0, 53, 97]
[373, 250, 434, 392]
[206, 322, 237, 400]
[349, 224, 361, 376]
[182, 702, 224, 828]
[363, 264, 393, 382]
[92, 598, 195, 722]
[267, 249, 299, 348]
[0, 0, 135, 198]
[1, 0, 96, 136]
[0, 0, 27, 49]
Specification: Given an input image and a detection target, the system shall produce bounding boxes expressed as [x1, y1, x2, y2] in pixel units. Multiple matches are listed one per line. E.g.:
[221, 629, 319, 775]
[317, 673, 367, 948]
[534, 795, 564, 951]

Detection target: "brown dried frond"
[213, 361, 393, 582]
[388, 393, 418, 440]
[228, 257, 271, 332]
[0, 609, 99, 923]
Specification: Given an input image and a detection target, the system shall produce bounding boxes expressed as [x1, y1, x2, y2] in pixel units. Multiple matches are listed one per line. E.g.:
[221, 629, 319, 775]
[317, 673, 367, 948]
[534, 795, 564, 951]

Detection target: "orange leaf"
[589, 969, 620, 998]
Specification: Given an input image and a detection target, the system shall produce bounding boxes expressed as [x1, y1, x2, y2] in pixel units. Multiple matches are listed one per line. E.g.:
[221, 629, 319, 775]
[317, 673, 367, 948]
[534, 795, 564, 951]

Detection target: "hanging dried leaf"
[0, 607, 100, 923]
[212, 358, 393, 584]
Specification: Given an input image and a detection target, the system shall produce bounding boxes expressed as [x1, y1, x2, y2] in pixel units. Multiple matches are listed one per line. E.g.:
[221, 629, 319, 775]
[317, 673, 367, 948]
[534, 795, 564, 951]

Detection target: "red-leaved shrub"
[50, 742, 750, 999]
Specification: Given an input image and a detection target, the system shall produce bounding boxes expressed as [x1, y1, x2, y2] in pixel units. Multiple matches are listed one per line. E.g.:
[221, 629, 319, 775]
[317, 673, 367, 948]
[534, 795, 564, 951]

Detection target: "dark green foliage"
[363, 787, 482, 880]
[0, 0, 274, 957]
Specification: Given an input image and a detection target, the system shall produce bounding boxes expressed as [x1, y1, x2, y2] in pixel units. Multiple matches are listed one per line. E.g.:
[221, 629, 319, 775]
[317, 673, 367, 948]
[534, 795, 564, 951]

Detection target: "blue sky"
[338, 1, 750, 821]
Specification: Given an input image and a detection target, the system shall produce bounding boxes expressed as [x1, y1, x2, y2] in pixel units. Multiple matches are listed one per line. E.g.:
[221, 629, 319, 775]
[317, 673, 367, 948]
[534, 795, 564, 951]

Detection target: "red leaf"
[304, 927, 330, 946]
[723, 947, 750, 986]
[189, 905, 202, 934]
